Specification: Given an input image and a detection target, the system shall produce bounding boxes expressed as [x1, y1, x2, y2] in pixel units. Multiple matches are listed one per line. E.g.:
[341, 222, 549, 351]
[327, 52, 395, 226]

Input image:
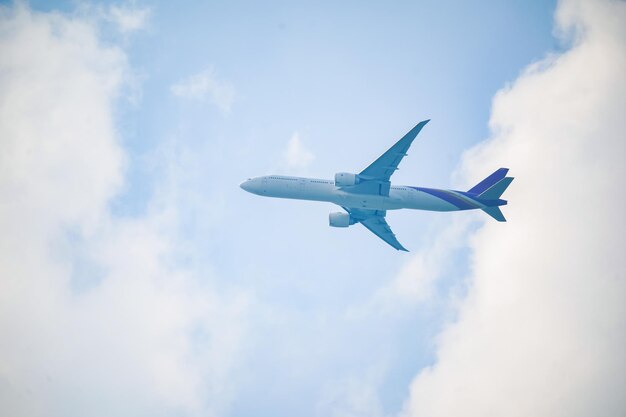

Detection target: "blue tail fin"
[468, 168, 509, 195]
[469, 169, 514, 222]
[479, 176, 514, 200]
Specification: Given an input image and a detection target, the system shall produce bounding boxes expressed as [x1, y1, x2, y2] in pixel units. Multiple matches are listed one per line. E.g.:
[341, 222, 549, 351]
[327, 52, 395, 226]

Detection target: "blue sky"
[105, 0, 558, 285]
[10, 1, 626, 417]
[112, 3, 557, 414]
[126, 2, 556, 415]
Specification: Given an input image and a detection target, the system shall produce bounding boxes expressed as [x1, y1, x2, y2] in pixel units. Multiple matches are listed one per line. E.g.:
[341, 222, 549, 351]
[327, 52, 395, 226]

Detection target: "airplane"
[240, 120, 513, 251]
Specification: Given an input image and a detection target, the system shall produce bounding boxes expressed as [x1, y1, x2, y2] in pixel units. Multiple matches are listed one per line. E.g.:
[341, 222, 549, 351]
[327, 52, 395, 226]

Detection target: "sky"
[0, 0, 624, 416]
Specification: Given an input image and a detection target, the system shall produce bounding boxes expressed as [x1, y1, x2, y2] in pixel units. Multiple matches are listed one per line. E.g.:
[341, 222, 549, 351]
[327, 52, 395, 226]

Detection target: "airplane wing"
[342, 207, 408, 251]
[358, 120, 430, 193]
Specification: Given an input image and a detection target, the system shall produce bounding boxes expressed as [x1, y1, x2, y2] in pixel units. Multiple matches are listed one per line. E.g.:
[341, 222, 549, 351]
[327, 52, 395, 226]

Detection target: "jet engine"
[335, 172, 361, 187]
[329, 212, 354, 228]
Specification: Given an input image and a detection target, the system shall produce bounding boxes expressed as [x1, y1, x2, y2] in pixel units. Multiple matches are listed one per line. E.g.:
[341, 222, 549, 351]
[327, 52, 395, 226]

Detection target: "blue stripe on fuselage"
[410, 187, 481, 210]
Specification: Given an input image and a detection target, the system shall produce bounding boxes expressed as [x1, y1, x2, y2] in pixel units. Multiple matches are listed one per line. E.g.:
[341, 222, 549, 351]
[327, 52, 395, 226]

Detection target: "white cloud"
[107, 3, 151, 33]
[170, 69, 236, 114]
[380, 217, 470, 307]
[0, 4, 247, 416]
[283, 132, 315, 171]
[344, 216, 473, 322]
[401, 0, 626, 416]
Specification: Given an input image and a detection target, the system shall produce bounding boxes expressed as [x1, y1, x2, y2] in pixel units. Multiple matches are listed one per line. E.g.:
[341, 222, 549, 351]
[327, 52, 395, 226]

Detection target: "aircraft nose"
[240, 179, 252, 192]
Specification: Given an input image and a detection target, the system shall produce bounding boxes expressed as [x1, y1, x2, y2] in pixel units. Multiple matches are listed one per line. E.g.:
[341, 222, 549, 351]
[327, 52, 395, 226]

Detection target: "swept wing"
[342, 207, 408, 251]
[352, 119, 430, 196]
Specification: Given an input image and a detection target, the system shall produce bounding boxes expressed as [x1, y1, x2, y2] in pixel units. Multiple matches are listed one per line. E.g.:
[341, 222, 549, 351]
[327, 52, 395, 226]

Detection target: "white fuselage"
[240, 175, 485, 212]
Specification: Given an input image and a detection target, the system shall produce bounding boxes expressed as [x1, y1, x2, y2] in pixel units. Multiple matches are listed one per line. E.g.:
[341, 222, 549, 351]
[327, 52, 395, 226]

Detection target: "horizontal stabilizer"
[482, 206, 506, 222]
[479, 176, 514, 200]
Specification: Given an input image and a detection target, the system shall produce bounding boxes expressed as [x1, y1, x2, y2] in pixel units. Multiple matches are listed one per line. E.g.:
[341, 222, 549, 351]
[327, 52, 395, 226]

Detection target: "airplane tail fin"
[468, 168, 509, 195]
[468, 168, 514, 222]
[479, 176, 514, 200]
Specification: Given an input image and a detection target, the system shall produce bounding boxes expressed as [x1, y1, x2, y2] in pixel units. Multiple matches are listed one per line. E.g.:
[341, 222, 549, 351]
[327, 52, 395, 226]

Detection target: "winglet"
[392, 119, 430, 151]
[410, 119, 430, 136]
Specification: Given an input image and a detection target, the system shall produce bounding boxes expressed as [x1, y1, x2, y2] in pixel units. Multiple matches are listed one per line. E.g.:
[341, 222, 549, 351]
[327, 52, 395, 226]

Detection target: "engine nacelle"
[329, 212, 354, 228]
[335, 172, 360, 187]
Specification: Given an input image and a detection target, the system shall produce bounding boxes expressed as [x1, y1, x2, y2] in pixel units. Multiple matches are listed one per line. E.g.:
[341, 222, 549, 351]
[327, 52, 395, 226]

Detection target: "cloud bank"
[401, 0, 626, 416]
[0, 4, 247, 417]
